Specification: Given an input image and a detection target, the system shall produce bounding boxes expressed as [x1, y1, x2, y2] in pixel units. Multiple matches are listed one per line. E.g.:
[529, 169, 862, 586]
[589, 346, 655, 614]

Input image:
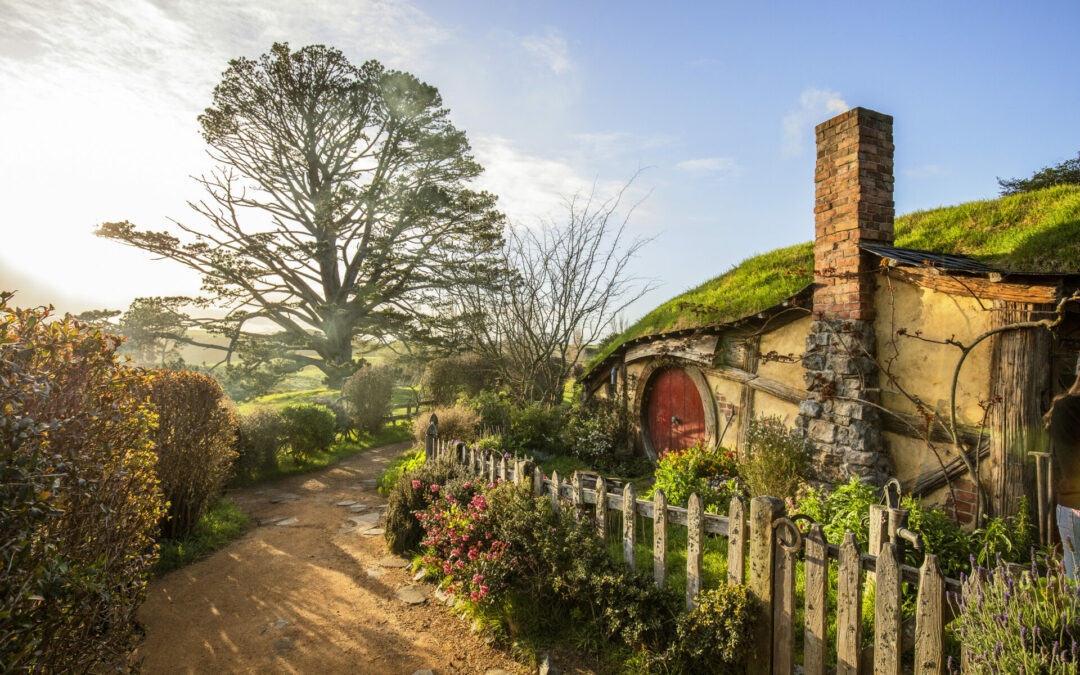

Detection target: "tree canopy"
[998, 152, 1080, 195]
[97, 43, 504, 386]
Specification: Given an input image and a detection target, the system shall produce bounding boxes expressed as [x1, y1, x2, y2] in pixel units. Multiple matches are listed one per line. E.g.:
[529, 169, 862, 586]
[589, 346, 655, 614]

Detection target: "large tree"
[97, 43, 504, 385]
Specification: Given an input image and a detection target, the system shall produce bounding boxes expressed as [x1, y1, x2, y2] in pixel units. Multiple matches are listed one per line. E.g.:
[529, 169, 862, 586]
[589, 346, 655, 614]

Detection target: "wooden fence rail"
[422, 421, 963, 675]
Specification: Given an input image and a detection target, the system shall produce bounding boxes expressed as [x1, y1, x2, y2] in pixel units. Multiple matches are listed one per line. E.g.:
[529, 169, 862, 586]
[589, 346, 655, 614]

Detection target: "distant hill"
[588, 184, 1080, 371]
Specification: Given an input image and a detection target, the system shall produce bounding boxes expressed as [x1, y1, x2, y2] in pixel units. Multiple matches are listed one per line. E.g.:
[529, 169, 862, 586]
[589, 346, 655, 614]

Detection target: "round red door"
[646, 367, 706, 456]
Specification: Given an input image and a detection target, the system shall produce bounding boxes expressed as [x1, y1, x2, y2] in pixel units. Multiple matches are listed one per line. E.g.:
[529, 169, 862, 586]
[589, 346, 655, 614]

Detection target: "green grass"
[155, 498, 252, 575]
[234, 422, 413, 486]
[586, 184, 1080, 373]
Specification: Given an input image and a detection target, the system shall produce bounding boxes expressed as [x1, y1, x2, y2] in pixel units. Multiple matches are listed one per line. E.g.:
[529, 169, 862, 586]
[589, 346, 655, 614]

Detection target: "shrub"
[234, 408, 284, 481]
[144, 369, 239, 538]
[421, 354, 497, 405]
[280, 402, 337, 462]
[648, 441, 739, 512]
[0, 297, 165, 671]
[315, 394, 353, 435]
[798, 477, 878, 545]
[741, 415, 810, 500]
[384, 457, 468, 553]
[562, 397, 630, 468]
[951, 552, 1080, 673]
[658, 584, 757, 673]
[504, 402, 564, 456]
[378, 446, 425, 496]
[412, 405, 481, 445]
[342, 365, 393, 433]
[463, 389, 514, 431]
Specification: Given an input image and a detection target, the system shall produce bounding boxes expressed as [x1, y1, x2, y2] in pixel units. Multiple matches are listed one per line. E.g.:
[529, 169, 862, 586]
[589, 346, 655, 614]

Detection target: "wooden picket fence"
[424, 424, 964, 675]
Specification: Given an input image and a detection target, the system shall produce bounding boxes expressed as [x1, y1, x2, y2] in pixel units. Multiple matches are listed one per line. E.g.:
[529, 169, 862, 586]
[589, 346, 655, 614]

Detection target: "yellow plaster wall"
[705, 372, 744, 447]
[757, 315, 812, 389]
[873, 275, 994, 428]
[752, 390, 800, 427]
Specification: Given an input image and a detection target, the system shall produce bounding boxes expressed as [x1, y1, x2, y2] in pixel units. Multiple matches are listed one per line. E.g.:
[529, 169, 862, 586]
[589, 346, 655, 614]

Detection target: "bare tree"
[460, 178, 656, 403]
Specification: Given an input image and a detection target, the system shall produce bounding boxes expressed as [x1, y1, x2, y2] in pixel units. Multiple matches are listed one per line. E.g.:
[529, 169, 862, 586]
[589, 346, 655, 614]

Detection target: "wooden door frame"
[634, 358, 718, 461]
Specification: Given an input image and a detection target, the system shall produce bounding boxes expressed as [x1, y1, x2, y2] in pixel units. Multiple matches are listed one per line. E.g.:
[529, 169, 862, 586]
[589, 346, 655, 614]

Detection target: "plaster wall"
[704, 372, 744, 447]
[757, 316, 813, 389]
[873, 275, 994, 427]
[753, 390, 800, 427]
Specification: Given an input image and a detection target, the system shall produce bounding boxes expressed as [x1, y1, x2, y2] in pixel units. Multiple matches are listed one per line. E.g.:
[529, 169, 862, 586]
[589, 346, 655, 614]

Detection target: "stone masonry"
[795, 108, 895, 485]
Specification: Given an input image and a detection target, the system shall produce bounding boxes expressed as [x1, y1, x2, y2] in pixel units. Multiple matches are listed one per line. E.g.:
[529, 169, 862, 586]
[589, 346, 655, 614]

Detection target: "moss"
[587, 185, 1080, 374]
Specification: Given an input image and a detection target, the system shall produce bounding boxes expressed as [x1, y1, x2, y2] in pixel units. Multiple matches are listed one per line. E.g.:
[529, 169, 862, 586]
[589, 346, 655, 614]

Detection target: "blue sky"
[1, 0, 1078, 322]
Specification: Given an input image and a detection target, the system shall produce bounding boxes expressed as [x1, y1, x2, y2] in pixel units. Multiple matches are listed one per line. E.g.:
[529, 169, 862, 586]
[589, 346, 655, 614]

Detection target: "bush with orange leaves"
[0, 292, 165, 671]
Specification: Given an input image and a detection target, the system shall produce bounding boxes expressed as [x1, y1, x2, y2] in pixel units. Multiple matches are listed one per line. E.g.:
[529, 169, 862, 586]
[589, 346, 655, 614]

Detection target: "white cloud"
[675, 157, 739, 173]
[520, 28, 571, 75]
[782, 88, 849, 157]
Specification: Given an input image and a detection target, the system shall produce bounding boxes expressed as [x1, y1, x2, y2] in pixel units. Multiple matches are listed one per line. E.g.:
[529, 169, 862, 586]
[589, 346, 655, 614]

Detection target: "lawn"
[155, 498, 252, 575]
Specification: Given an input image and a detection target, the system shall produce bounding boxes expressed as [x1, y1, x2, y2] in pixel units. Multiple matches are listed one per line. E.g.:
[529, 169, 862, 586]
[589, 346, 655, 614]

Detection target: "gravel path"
[134, 442, 527, 674]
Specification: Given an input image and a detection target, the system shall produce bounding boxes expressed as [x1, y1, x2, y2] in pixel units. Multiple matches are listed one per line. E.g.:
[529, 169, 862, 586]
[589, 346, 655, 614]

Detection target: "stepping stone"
[338, 526, 357, 535]
[413, 670, 434, 675]
[255, 490, 266, 495]
[362, 528, 384, 536]
[336, 500, 356, 507]
[349, 504, 369, 513]
[259, 516, 290, 526]
[270, 493, 299, 504]
[274, 619, 289, 630]
[348, 513, 379, 526]
[394, 585, 426, 605]
[366, 567, 387, 578]
[378, 555, 410, 568]
[275, 517, 299, 526]
[347, 484, 362, 490]
[273, 636, 294, 654]
[434, 587, 450, 603]
[413, 569, 428, 582]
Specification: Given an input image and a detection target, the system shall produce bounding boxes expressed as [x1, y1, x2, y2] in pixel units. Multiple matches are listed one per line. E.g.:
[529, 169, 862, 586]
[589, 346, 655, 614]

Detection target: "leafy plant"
[143, 369, 239, 538]
[648, 441, 739, 512]
[383, 457, 469, 554]
[950, 552, 1080, 673]
[234, 407, 285, 482]
[562, 397, 631, 469]
[657, 584, 757, 673]
[412, 404, 482, 445]
[0, 296, 165, 671]
[279, 402, 337, 463]
[504, 402, 564, 456]
[378, 446, 425, 496]
[342, 365, 393, 433]
[741, 415, 810, 501]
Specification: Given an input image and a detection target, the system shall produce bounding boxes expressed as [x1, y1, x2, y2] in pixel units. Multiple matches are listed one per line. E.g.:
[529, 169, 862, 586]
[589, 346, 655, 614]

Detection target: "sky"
[2, 0, 1079, 322]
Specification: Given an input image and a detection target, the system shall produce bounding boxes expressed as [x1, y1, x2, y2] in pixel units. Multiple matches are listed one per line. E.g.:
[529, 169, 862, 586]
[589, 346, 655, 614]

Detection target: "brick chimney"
[796, 107, 895, 485]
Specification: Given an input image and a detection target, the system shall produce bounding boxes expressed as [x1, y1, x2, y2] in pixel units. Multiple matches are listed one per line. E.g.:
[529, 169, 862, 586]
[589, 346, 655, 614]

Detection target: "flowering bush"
[419, 484, 516, 604]
[562, 398, 631, 468]
[648, 441, 739, 512]
[383, 457, 470, 553]
[656, 584, 757, 673]
[950, 552, 1080, 673]
[742, 415, 811, 500]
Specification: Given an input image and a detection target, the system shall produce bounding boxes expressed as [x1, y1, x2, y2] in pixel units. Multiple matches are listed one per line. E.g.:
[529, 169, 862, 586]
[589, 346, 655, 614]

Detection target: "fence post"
[803, 523, 828, 675]
[572, 472, 583, 522]
[686, 492, 703, 610]
[875, 541, 903, 675]
[456, 442, 465, 467]
[550, 470, 561, 514]
[728, 496, 746, 586]
[747, 496, 784, 675]
[595, 475, 608, 537]
[499, 455, 508, 482]
[653, 488, 667, 590]
[424, 413, 438, 462]
[622, 483, 637, 573]
[488, 454, 495, 485]
[533, 465, 544, 497]
[837, 532, 863, 675]
[914, 554, 946, 675]
[772, 518, 800, 675]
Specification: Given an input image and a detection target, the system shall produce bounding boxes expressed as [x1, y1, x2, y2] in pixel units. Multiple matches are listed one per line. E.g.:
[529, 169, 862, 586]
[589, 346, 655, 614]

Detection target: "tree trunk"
[987, 301, 1053, 519]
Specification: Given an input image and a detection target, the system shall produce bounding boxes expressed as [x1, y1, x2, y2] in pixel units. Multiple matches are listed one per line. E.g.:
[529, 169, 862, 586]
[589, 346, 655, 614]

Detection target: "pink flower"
[430, 484, 440, 493]
[443, 561, 452, 574]
[412, 480, 421, 489]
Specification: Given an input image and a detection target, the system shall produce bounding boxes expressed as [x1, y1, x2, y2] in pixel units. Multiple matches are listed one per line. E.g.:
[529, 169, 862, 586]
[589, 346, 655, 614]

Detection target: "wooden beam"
[880, 410, 985, 447]
[889, 267, 1059, 304]
[708, 364, 807, 405]
[737, 336, 761, 451]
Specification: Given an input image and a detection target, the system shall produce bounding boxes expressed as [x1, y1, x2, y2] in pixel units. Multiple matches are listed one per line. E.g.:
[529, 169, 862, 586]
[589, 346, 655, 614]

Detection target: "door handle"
[671, 416, 681, 425]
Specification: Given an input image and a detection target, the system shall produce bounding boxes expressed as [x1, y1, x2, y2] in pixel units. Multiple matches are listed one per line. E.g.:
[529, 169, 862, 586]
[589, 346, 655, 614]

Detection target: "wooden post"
[747, 496, 784, 675]
[533, 465, 544, 497]
[424, 413, 438, 462]
[874, 542, 903, 675]
[499, 455, 507, 482]
[653, 488, 668, 590]
[622, 483, 637, 573]
[772, 519, 799, 675]
[488, 455, 495, 484]
[868, 504, 888, 557]
[914, 554, 946, 675]
[572, 472, 583, 522]
[803, 523, 828, 675]
[837, 532, 863, 675]
[514, 459, 524, 485]
[595, 475, 608, 538]
[551, 470, 561, 515]
[728, 497, 746, 586]
[686, 493, 704, 610]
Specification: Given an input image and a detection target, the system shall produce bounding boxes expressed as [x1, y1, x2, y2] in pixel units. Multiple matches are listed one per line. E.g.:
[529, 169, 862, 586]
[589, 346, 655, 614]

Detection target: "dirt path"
[135, 443, 526, 675]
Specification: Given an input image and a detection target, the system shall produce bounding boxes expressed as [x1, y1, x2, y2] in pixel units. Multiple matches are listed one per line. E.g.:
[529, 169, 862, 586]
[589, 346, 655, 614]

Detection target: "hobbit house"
[582, 107, 1080, 529]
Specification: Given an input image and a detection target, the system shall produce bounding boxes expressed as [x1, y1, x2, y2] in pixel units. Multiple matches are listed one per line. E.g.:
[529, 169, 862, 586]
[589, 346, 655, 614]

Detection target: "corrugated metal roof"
[858, 243, 999, 273]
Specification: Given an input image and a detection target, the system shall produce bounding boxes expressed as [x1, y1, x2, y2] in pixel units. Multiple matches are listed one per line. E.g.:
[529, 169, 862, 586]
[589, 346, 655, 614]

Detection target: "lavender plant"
[950, 551, 1080, 673]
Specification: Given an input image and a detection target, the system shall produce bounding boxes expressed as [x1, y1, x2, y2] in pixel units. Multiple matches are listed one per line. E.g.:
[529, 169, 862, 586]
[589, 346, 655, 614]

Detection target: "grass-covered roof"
[587, 184, 1080, 372]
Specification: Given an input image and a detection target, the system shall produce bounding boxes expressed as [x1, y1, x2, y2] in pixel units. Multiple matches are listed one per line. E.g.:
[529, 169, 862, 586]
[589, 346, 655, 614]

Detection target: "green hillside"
[588, 185, 1080, 371]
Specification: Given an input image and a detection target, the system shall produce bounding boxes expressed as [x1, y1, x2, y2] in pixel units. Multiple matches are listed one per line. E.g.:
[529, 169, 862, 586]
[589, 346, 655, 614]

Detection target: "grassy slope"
[588, 185, 1080, 371]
